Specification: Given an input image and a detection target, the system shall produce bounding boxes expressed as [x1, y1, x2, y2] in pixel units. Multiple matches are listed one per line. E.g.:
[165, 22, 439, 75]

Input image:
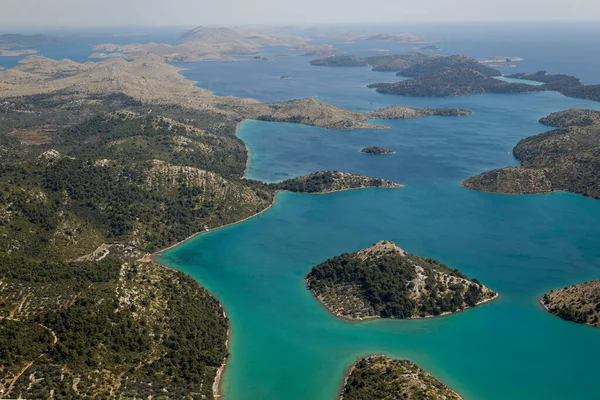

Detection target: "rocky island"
[541, 281, 600, 328]
[463, 109, 600, 199]
[341, 355, 463, 400]
[306, 241, 496, 320]
[270, 171, 402, 193]
[360, 146, 395, 155]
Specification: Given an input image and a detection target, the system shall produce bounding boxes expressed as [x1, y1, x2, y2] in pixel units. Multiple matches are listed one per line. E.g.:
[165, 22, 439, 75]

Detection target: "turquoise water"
[159, 85, 600, 399]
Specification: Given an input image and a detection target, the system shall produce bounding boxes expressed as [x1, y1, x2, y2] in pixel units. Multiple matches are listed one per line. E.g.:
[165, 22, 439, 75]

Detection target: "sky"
[1, 0, 599, 27]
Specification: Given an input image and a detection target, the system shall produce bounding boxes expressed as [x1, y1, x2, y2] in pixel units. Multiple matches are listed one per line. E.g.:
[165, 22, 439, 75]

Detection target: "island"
[367, 105, 473, 119]
[341, 355, 463, 400]
[310, 55, 369, 67]
[462, 109, 600, 199]
[364, 33, 427, 43]
[360, 146, 395, 155]
[362, 55, 600, 101]
[0, 49, 39, 57]
[541, 281, 600, 328]
[0, 33, 58, 50]
[309, 53, 429, 72]
[270, 171, 402, 193]
[480, 56, 525, 63]
[306, 240, 497, 320]
[249, 99, 472, 130]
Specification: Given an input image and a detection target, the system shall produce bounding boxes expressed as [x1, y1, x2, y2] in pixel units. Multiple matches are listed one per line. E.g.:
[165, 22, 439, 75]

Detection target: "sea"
[4, 21, 600, 400]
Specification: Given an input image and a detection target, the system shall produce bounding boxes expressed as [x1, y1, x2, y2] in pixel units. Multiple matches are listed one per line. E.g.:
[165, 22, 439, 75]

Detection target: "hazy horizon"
[1, 0, 599, 28]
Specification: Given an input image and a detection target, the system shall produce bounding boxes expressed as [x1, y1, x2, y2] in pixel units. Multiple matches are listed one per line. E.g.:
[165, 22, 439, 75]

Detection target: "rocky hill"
[341, 355, 463, 400]
[463, 109, 600, 199]
[541, 280, 600, 328]
[306, 241, 496, 320]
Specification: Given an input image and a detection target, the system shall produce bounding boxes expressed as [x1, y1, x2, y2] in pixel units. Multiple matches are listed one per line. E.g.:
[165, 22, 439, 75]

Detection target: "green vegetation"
[542, 280, 600, 328]
[363, 55, 600, 101]
[508, 71, 600, 102]
[309, 55, 369, 67]
[367, 55, 537, 97]
[342, 355, 463, 400]
[0, 256, 228, 399]
[271, 171, 402, 194]
[306, 241, 495, 319]
[463, 109, 600, 199]
[0, 90, 408, 397]
[309, 53, 429, 71]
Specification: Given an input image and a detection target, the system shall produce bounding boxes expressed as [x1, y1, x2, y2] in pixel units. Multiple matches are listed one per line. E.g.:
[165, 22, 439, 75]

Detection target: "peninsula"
[462, 109, 600, 199]
[541, 281, 600, 328]
[341, 355, 463, 400]
[360, 146, 395, 155]
[306, 241, 496, 320]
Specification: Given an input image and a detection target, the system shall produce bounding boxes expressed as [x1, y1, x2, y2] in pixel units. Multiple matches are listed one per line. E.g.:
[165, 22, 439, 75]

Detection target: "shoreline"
[151, 197, 277, 258]
[309, 286, 499, 322]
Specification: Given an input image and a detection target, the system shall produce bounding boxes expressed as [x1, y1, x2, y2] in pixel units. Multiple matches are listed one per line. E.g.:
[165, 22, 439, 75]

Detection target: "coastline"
[151, 197, 277, 258]
[309, 286, 499, 322]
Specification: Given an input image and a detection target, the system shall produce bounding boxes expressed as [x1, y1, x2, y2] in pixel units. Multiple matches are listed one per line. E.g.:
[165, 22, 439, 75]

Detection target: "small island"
[462, 109, 600, 199]
[480, 56, 525, 63]
[360, 146, 395, 155]
[270, 171, 402, 194]
[341, 355, 463, 400]
[541, 280, 600, 328]
[306, 240, 496, 320]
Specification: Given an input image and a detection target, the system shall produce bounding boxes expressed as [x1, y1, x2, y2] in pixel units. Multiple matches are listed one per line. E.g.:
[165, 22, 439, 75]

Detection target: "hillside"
[306, 241, 496, 320]
[0, 89, 413, 396]
[0, 257, 228, 399]
[341, 355, 463, 400]
[541, 280, 600, 328]
[463, 109, 600, 199]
